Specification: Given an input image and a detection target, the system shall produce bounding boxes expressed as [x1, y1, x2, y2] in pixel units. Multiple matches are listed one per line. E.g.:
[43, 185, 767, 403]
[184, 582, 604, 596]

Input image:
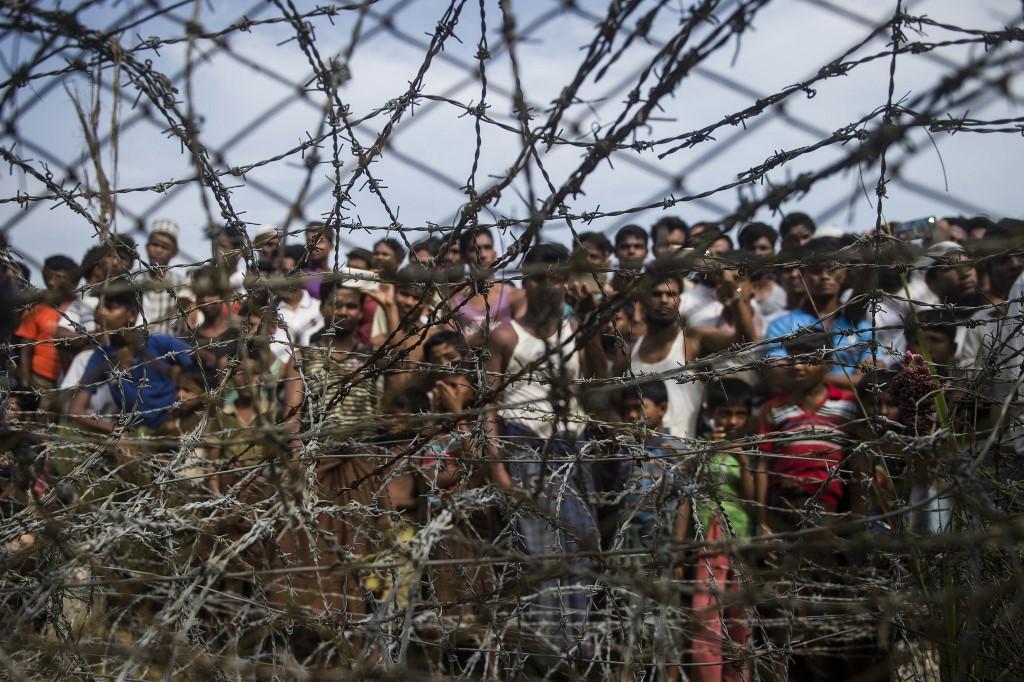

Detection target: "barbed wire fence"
[1, 0, 1024, 680]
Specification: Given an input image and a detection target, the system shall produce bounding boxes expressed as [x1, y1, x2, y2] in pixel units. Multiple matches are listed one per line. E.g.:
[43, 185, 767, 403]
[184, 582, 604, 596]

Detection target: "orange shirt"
[16, 303, 67, 381]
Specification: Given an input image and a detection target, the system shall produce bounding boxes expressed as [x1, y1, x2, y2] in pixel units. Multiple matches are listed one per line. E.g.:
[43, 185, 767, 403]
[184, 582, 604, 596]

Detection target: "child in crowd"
[614, 379, 690, 681]
[15, 255, 78, 416]
[855, 371, 906, 524]
[756, 332, 864, 533]
[687, 378, 756, 682]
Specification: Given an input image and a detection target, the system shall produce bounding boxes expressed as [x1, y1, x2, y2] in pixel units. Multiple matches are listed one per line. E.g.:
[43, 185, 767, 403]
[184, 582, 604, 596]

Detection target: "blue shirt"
[765, 308, 874, 378]
[618, 434, 689, 526]
[81, 334, 193, 429]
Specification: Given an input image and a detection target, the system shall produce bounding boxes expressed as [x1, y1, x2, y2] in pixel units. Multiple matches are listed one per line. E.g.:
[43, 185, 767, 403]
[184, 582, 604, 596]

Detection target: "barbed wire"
[1, 0, 1023, 680]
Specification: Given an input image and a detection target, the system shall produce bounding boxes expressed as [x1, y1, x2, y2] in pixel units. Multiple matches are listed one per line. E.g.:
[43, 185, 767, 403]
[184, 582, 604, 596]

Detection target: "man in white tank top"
[485, 243, 606, 656]
[615, 265, 757, 439]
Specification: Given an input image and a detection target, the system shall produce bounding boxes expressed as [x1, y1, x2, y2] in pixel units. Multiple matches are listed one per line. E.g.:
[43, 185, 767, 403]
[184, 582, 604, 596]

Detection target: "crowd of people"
[1, 211, 1022, 679]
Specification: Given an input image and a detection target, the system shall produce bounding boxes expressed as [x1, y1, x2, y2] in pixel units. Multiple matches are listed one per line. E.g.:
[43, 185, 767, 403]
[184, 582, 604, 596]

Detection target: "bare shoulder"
[488, 320, 518, 351]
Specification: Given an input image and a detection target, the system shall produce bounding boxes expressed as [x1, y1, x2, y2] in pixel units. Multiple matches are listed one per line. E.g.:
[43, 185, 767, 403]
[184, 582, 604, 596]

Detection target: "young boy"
[68, 278, 194, 437]
[614, 379, 690, 681]
[688, 378, 756, 682]
[756, 332, 863, 532]
[15, 255, 78, 415]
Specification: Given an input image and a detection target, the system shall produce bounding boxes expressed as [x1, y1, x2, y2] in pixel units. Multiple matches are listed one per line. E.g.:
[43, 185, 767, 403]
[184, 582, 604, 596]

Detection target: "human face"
[928, 253, 976, 303]
[907, 329, 955, 367]
[779, 265, 804, 297]
[216, 239, 242, 271]
[306, 229, 332, 263]
[622, 396, 666, 430]
[437, 373, 475, 408]
[146, 234, 178, 267]
[102, 248, 135, 278]
[988, 253, 1023, 298]
[803, 265, 845, 301]
[710, 403, 750, 439]
[427, 342, 463, 367]
[258, 236, 280, 260]
[463, 235, 496, 269]
[785, 224, 814, 246]
[197, 293, 224, 320]
[582, 242, 611, 268]
[653, 227, 687, 257]
[98, 299, 136, 331]
[863, 387, 900, 424]
[645, 280, 681, 324]
[395, 286, 426, 319]
[523, 271, 568, 312]
[322, 287, 362, 335]
[616, 236, 648, 264]
[373, 242, 400, 275]
[175, 379, 204, 413]
[43, 268, 73, 293]
[749, 237, 774, 258]
[708, 237, 731, 257]
[347, 256, 371, 271]
[783, 351, 830, 392]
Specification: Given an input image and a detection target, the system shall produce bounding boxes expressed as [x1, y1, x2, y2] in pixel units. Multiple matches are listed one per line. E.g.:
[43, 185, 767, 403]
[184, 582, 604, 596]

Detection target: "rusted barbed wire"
[1, 1, 1023, 680]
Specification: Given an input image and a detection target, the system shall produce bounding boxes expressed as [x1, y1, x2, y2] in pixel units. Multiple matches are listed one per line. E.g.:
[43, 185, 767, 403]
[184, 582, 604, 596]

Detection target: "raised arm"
[484, 323, 517, 489]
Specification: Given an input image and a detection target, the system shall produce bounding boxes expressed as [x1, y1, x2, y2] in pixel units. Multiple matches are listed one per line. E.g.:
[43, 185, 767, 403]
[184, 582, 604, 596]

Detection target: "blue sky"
[1, 0, 1021, 282]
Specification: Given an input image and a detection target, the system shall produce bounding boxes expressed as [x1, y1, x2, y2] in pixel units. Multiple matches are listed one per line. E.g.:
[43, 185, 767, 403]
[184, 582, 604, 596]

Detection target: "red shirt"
[757, 383, 859, 511]
[16, 303, 68, 381]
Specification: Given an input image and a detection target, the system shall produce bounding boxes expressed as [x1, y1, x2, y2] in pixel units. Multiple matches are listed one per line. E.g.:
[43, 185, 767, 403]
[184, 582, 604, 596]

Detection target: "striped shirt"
[757, 383, 858, 510]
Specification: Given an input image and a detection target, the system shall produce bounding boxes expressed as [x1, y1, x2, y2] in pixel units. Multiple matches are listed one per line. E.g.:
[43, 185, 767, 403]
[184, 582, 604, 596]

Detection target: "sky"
[0, 0, 1021, 283]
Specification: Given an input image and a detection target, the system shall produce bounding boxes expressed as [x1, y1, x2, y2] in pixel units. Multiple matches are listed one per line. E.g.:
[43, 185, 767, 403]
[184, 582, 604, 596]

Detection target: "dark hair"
[412, 236, 442, 258]
[783, 330, 835, 358]
[737, 223, 778, 251]
[319, 277, 362, 306]
[423, 330, 469, 362]
[283, 244, 308, 269]
[79, 245, 108, 281]
[705, 378, 753, 410]
[803, 237, 846, 266]
[177, 363, 212, 392]
[689, 226, 727, 253]
[967, 216, 994, 237]
[347, 247, 374, 266]
[971, 220, 1024, 272]
[577, 231, 613, 254]
[522, 242, 570, 268]
[650, 216, 689, 244]
[458, 227, 494, 257]
[909, 309, 957, 344]
[305, 221, 333, 241]
[858, 369, 895, 400]
[375, 237, 407, 263]
[43, 255, 78, 273]
[624, 379, 669, 408]
[98, 276, 141, 311]
[214, 225, 247, 248]
[395, 263, 432, 288]
[615, 224, 648, 248]
[385, 387, 432, 415]
[644, 256, 686, 292]
[779, 212, 816, 238]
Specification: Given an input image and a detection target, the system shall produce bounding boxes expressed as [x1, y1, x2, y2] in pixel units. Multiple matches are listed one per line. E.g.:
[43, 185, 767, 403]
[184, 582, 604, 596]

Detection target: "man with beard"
[277, 278, 393, 623]
[282, 279, 380, 437]
[905, 240, 986, 365]
[765, 237, 875, 387]
[615, 261, 757, 439]
[485, 243, 605, 664]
